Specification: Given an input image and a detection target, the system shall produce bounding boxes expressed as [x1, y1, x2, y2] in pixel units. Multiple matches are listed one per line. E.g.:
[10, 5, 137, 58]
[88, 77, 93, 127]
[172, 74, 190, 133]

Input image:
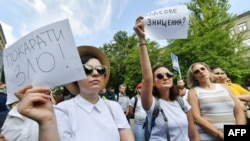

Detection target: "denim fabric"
[134, 123, 145, 141]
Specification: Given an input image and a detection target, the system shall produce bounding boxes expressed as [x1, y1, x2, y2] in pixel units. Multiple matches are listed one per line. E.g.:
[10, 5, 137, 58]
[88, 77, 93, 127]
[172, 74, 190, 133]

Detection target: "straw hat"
[65, 45, 110, 94]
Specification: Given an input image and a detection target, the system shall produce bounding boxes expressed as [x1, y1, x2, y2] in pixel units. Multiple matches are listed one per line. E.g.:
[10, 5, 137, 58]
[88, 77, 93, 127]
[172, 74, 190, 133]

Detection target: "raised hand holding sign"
[3, 19, 85, 105]
[143, 5, 189, 40]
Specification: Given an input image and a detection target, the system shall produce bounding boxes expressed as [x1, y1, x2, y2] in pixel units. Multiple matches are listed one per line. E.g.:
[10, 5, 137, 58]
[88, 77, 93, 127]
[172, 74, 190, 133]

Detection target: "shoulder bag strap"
[133, 95, 138, 115]
[160, 109, 170, 141]
[176, 96, 188, 112]
[104, 100, 115, 121]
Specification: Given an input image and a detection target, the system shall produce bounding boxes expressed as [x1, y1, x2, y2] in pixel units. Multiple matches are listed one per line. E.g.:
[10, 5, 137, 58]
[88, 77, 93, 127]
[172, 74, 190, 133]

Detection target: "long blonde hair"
[186, 62, 214, 88]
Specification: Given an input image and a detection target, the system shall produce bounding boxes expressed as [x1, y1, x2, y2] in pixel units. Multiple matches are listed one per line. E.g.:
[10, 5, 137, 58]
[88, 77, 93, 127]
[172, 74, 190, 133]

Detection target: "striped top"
[194, 83, 235, 140]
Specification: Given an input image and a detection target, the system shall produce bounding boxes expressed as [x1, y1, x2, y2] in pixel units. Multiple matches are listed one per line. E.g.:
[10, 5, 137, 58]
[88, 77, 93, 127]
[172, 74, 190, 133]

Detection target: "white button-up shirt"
[54, 95, 130, 141]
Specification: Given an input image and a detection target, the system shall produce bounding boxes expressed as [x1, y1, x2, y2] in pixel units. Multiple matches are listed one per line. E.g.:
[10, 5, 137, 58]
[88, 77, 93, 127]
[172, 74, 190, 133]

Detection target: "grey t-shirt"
[129, 95, 146, 124]
[118, 95, 130, 112]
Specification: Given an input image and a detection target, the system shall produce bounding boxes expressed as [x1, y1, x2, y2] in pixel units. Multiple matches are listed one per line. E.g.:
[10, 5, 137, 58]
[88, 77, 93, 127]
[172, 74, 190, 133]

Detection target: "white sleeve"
[129, 96, 135, 106]
[54, 103, 75, 141]
[109, 101, 131, 129]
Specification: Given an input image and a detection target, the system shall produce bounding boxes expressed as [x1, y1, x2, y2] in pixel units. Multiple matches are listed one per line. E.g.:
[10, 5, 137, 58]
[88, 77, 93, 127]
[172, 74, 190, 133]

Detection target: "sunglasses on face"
[83, 64, 106, 75]
[156, 72, 173, 79]
[214, 72, 225, 75]
[193, 67, 206, 74]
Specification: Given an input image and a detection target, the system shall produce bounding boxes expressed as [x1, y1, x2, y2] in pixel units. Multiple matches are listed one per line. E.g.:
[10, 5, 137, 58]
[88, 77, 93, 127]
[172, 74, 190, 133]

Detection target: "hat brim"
[65, 45, 110, 95]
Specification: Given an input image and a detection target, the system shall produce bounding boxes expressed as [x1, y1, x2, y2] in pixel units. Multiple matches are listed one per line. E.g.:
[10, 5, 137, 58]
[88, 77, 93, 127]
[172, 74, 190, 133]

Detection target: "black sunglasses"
[156, 72, 173, 79]
[83, 64, 106, 75]
[193, 67, 206, 74]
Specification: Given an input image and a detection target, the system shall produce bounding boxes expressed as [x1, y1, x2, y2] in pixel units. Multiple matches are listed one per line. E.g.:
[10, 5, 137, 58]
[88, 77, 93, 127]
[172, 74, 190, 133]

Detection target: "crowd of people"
[0, 16, 250, 141]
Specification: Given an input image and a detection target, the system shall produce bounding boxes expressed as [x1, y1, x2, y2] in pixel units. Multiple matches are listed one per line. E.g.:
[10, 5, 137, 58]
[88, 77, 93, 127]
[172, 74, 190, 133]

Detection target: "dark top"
[0, 93, 8, 112]
[99, 90, 117, 101]
[0, 110, 9, 129]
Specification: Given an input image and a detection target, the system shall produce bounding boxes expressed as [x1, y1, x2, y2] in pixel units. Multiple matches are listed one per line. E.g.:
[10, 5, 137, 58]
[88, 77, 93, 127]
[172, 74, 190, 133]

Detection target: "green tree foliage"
[51, 85, 64, 100]
[53, 0, 250, 97]
[162, 0, 250, 84]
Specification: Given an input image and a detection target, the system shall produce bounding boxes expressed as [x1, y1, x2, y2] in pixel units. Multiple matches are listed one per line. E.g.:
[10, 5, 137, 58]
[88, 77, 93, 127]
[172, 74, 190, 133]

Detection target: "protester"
[226, 77, 232, 83]
[0, 82, 8, 129]
[117, 84, 131, 123]
[0, 111, 8, 129]
[14, 85, 60, 141]
[133, 16, 200, 141]
[0, 82, 8, 112]
[99, 87, 116, 101]
[109, 87, 118, 101]
[177, 79, 189, 101]
[211, 67, 250, 94]
[109, 87, 115, 93]
[128, 83, 146, 141]
[211, 66, 250, 107]
[54, 45, 134, 141]
[187, 62, 246, 141]
[1, 45, 134, 141]
[1, 88, 57, 141]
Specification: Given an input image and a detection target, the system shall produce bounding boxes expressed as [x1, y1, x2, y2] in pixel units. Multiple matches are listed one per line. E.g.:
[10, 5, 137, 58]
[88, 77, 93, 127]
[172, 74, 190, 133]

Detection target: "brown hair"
[152, 64, 179, 101]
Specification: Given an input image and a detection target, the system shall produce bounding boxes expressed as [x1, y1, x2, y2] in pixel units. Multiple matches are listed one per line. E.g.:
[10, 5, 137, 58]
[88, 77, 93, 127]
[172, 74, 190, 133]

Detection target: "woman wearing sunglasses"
[54, 45, 134, 141]
[187, 62, 246, 141]
[9, 46, 134, 141]
[133, 16, 200, 141]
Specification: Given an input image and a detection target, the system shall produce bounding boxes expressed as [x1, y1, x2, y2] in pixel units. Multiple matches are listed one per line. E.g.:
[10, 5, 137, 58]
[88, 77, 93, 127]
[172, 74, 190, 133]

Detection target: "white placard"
[144, 5, 189, 40]
[3, 19, 85, 104]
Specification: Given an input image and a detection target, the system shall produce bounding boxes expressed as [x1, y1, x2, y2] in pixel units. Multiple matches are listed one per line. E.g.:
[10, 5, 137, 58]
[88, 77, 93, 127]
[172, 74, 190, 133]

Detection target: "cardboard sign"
[3, 19, 85, 104]
[144, 5, 189, 40]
